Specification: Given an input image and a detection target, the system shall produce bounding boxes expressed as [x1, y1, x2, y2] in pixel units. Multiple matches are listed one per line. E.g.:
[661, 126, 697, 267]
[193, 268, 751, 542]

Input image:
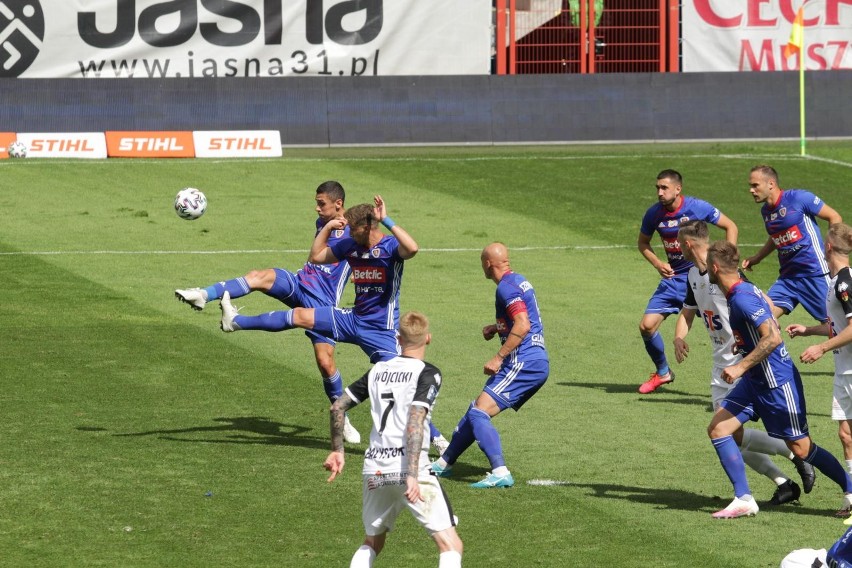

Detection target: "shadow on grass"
[569, 482, 837, 517]
[558, 382, 709, 406]
[97, 416, 361, 454]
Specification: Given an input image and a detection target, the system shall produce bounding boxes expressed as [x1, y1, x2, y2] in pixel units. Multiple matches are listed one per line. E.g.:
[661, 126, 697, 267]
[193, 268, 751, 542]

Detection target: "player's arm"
[638, 231, 674, 278]
[673, 308, 696, 364]
[742, 237, 776, 271]
[714, 213, 739, 246]
[485, 310, 530, 375]
[799, 317, 852, 364]
[403, 405, 428, 504]
[309, 218, 345, 265]
[721, 319, 781, 383]
[323, 391, 359, 482]
[373, 195, 419, 260]
[817, 202, 842, 226]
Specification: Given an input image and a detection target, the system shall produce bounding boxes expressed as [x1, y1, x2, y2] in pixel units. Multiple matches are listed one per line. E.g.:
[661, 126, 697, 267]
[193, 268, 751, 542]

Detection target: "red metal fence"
[495, 0, 680, 74]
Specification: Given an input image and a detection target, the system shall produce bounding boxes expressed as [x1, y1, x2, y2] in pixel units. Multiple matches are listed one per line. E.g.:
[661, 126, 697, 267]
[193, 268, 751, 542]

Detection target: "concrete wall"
[2, 71, 850, 145]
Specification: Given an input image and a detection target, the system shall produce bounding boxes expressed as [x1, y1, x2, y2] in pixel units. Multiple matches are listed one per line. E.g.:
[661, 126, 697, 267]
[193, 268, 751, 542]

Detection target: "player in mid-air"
[217, 195, 449, 451]
[636, 169, 738, 394]
[786, 223, 852, 516]
[174, 180, 362, 443]
[741, 165, 842, 322]
[431, 242, 548, 488]
[704, 240, 852, 519]
[323, 311, 463, 568]
[673, 220, 815, 507]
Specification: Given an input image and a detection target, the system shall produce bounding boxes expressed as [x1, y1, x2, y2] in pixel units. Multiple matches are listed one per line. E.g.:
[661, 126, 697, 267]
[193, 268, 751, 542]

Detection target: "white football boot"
[175, 288, 207, 311]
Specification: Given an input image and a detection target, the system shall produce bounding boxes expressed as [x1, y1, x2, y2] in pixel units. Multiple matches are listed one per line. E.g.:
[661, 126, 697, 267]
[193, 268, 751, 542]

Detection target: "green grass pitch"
[3, 141, 852, 567]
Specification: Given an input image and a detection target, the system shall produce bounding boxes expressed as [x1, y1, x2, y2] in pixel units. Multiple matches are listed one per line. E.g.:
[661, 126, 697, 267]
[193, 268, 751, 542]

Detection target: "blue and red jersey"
[495, 271, 548, 364]
[727, 280, 794, 390]
[760, 189, 829, 277]
[640, 196, 722, 275]
[330, 234, 404, 330]
[296, 219, 352, 306]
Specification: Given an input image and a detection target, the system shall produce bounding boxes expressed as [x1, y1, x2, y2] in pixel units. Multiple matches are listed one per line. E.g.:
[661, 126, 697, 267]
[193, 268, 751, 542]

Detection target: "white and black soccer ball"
[174, 188, 207, 220]
[8, 140, 27, 159]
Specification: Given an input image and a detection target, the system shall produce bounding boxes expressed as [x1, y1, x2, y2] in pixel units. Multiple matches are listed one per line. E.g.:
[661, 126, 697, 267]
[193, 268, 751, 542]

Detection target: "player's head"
[706, 240, 739, 285]
[344, 203, 378, 246]
[677, 220, 709, 263]
[398, 311, 431, 350]
[748, 165, 779, 203]
[316, 181, 345, 221]
[827, 223, 852, 258]
[481, 242, 510, 281]
[655, 169, 682, 209]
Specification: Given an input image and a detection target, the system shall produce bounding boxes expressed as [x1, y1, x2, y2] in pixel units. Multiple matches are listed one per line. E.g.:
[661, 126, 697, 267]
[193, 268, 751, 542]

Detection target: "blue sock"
[805, 443, 852, 493]
[712, 435, 750, 497]
[443, 409, 477, 465]
[206, 277, 250, 302]
[642, 331, 669, 375]
[323, 371, 343, 403]
[469, 407, 505, 470]
[233, 310, 294, 331]
[429, 422, 442, 440]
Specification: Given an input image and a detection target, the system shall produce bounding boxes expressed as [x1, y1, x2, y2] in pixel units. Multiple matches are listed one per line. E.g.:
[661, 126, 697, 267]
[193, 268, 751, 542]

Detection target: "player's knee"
[245, 269, 276, 290]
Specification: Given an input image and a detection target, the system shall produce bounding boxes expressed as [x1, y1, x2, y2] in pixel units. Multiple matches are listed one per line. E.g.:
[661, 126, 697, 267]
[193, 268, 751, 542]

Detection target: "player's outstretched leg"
[175, 288, 207, 311]
[467, 407, 513, 489]
[740, 428, 816, 493]
[711, 435, 758, 518]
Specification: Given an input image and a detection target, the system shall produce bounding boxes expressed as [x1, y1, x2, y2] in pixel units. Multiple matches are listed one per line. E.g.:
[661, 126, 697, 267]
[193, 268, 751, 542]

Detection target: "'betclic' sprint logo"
[0, 0, 44, 77]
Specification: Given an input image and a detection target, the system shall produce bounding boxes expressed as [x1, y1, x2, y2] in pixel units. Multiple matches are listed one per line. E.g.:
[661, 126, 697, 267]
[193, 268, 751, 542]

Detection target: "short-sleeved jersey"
[330, 234, 404, 329]
[495, 271, 548, 364]
[684, 266, 740, 370]
[345, 356, 442, 476]
[828, 267, 852, 376]
[828, 525, 852, 566]
[760, 189, 829, 277]
[296, 220, 352, 305]
[727, 280, 794, 389]
[640, 197, 723, 275]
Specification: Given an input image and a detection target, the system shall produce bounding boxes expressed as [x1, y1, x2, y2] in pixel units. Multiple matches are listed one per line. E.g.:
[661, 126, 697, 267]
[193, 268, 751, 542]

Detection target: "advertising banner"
[0, 0, 490, 78]
[683, 0, 852, 72]
[16, 133, 108, 158]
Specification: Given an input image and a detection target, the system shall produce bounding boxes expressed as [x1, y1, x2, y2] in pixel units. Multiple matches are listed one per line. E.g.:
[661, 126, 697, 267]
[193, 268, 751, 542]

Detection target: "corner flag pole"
[798, 23, 806, 156]
[785, 5, 806, 156]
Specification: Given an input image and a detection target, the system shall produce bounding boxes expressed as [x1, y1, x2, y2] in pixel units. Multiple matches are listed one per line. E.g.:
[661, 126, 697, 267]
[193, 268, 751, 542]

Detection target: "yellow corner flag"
[784, 7, 804, 59]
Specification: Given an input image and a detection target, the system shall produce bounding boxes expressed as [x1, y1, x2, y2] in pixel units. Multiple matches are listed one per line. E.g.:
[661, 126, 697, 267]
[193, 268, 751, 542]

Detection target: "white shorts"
[361, 471, 457, 536]
[710, 366, 738, 411]
[831, 373, 852, 420]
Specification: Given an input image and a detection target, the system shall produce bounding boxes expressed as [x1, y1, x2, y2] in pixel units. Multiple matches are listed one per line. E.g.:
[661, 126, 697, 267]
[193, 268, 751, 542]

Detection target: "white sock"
[350, 545, 376, 568]
[439, 550, 462, 568]
[741, 450, 787, 484]
[846, 459, 852, 475]
[492, 466, 510, 477]
[740, 429, 791, 457]
[435, 457, 449, 469]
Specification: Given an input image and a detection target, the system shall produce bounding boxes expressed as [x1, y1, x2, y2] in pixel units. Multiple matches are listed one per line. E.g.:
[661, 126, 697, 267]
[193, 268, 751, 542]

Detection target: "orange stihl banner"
[0, 133, 17, 159]
[106, 131, 195, 158]
[1, 130, 282, 159]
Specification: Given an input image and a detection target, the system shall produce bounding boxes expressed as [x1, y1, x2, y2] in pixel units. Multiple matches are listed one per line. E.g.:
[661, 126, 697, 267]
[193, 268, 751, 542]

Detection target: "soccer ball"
[174, 188, 207, 220]
[8, 141, 27, 159]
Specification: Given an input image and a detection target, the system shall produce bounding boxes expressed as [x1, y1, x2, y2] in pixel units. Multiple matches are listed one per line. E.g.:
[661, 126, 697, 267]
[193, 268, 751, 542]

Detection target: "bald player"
[431, 243, 550, 488]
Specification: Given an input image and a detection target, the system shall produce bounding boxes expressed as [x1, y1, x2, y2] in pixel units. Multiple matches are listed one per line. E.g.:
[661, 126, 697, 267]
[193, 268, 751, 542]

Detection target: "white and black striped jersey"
[828, 267, 852, 376]
[345, 356, 442, 475]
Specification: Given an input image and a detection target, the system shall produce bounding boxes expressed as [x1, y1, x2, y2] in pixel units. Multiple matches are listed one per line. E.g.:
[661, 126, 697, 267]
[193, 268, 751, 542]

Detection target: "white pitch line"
[0, 244, 769, 256]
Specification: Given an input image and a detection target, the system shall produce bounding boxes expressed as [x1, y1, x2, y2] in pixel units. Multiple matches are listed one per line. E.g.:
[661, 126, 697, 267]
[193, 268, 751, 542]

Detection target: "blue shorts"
[270, 268, 337, 347]
[768, 274, 829, 322]
[484, 358, 549, 412]
[645, 274, 688, 316]
[720, 367, 809, 441]
[311, 307, 400, 363]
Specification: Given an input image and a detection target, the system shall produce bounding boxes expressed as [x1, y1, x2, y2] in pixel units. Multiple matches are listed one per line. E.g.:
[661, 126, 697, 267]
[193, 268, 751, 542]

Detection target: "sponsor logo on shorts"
[366, 472, 407, 490]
